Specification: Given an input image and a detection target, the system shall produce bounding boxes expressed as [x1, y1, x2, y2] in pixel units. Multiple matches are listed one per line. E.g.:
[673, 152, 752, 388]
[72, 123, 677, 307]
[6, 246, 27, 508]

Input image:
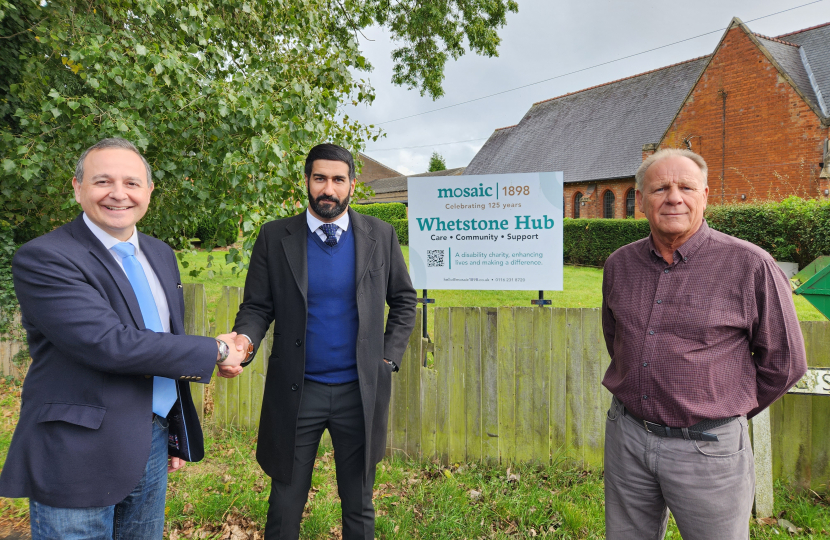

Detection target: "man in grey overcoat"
[228, 143, 417, 539]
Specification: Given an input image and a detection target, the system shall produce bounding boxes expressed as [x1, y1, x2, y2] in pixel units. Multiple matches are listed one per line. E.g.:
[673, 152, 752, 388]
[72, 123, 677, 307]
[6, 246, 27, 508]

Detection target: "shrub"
[194, 217, 239, 248]
[390, 219, 408, 245]
[0, 220, 19, 335]
[351, 203, 407, 222]
[563, 218, 651, 266]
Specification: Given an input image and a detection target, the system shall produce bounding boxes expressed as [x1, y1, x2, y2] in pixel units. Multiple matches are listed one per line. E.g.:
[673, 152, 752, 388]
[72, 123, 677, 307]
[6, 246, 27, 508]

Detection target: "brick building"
[355, 153, 402, 184]
[465, 18, 830, 219]
[361, 167, 466, 204]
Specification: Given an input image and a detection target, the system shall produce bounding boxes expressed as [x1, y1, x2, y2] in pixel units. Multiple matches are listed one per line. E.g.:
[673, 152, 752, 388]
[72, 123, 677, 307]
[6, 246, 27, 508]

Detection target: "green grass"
[162, 426, 830, 539]
[177, 245, 826, 328]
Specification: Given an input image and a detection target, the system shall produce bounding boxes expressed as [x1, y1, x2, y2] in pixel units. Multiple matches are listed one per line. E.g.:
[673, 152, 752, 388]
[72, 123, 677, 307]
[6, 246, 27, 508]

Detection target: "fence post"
[752, 409, 774, 518]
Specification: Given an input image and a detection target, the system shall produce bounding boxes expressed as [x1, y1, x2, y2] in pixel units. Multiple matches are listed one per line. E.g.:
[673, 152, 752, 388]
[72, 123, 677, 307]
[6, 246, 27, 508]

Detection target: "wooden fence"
[1, 285, 828, 490]
[0, 313, 26, 380]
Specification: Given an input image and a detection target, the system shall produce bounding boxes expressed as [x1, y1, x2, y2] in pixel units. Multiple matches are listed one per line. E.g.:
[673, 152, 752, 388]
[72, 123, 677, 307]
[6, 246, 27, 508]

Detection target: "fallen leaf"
[183, 502, 195, 515]
[778, 518, 798, 534]
[469, 489, 482, 500]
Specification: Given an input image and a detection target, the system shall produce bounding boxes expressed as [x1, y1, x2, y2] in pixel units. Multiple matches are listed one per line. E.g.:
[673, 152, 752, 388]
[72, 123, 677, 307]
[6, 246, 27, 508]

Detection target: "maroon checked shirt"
[601, 221, 807, 427]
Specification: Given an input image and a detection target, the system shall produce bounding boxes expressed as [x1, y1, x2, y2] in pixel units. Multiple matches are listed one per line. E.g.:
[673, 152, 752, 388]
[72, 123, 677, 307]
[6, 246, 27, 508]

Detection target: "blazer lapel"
[283, 212, 308, 302]
[140, 235, 182, 334]
[350, 208, 376, 288]
[70, 215, 146, 330]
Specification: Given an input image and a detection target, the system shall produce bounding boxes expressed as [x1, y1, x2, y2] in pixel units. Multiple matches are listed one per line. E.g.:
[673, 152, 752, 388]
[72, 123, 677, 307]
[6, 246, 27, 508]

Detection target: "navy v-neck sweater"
[304, 226, 359, 383]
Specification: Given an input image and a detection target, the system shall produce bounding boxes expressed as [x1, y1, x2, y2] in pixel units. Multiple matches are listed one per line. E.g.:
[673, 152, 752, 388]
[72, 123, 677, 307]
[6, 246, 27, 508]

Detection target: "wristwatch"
[240, 334, 254, 361]
[216, 339, 230, 364]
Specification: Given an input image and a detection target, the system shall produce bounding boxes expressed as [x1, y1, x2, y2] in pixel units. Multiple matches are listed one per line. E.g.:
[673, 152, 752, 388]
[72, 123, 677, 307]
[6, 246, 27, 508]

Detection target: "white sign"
[407, 172, 563, 290]
[788, 368, 830, 396]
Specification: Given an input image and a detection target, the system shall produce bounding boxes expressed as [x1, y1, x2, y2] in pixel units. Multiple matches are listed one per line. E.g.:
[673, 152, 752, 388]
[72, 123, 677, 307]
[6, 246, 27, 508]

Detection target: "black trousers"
[264, 379, 375, 540]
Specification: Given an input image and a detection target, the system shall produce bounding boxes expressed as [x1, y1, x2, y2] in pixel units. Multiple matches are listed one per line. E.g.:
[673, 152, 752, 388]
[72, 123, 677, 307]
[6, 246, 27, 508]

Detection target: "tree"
[0, 0, 517, 273]
[428, 151, 447, 172]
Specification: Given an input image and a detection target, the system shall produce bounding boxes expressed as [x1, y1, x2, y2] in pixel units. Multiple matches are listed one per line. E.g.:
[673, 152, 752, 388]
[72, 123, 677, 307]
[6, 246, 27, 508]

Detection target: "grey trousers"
[264, 380, 375, 540]
[604, 396, 754, 540]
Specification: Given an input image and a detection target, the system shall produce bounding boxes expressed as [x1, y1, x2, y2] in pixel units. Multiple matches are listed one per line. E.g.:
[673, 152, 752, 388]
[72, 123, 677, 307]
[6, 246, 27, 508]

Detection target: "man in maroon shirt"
[601, 148, 807, 540]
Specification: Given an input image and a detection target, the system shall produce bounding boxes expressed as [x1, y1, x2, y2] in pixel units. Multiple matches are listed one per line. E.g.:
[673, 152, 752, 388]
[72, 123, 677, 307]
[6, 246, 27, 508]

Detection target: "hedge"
[390, 219, 408, 246]
[351, 203, 409, 245]
[351, 202, 407, 222]
[563, 197, 830, 268]
[563, 218, 652, 266]
[705, 198, 830, 269]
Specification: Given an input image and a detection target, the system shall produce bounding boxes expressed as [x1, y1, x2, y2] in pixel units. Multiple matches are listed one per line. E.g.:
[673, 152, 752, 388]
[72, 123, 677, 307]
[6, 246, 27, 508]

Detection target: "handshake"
[214, 332, 252, 379]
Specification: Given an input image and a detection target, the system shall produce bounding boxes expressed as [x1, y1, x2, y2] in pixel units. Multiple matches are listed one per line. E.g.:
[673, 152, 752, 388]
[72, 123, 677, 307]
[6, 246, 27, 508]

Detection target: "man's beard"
[309, 191, 350, 219]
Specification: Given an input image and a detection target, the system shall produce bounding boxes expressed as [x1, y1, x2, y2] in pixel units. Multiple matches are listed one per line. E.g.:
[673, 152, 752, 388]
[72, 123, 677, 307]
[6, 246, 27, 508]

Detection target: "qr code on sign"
[427, 250, 445, 267]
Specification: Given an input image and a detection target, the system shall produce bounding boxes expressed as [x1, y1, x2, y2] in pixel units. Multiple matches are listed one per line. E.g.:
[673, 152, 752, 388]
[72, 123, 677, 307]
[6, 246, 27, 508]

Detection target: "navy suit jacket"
[0, 214, 217, 508]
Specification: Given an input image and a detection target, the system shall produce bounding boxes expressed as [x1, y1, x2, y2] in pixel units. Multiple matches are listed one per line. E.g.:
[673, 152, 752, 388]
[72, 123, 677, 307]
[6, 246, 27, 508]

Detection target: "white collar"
[306, 208, 350, 233]
[83, 213, 140, 253]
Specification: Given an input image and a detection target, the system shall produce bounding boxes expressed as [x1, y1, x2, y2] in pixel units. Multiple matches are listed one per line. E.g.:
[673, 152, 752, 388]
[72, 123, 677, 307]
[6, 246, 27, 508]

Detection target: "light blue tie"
[112, 242, 178, 417]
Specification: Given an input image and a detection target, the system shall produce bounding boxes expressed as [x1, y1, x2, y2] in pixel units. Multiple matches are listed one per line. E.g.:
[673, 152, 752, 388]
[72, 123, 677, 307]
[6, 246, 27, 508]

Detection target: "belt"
[622, 407, 736, 442]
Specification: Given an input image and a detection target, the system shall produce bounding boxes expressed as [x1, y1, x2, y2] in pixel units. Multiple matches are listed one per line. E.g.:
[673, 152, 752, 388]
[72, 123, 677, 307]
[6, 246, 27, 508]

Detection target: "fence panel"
[464, 308, 483, 462]
[213, 287, 245, 427]
[420, 351, 438, 460]
[582, 309, 607, 467]
[434, 307, 451, 463]
[481, 308, 500, 462]
[550, 309, 568, 455]
[447, 307, 467, 464]
[404, 308, 423, 458]
[807, 322, 830, 487]
[532, 308, 552, 463]
[183, 284, 208, 421]
[496, 307, 517, 463]
[0, 313, 27, 379]
[565, 309, 585, 464]
[514, 308, 535, 462]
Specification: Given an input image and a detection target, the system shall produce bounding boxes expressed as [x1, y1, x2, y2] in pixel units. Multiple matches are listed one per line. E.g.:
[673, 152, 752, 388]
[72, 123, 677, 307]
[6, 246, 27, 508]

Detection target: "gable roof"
[756, 36, 823, 113]
[774, 22, 830, 116]
[366, 167, 466, 194]
[355, 152, 403, 183]
[465, 56, 709, 182]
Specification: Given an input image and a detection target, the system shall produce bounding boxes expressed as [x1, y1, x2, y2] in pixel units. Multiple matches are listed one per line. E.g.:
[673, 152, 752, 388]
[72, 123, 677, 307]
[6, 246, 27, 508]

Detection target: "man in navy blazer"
[0, 138, 245, 539]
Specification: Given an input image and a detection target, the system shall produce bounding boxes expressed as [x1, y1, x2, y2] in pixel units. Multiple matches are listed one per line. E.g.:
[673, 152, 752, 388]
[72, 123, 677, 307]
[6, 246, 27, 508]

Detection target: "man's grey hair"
[74, 137, 152, 184]
[635, 148, 708, 191]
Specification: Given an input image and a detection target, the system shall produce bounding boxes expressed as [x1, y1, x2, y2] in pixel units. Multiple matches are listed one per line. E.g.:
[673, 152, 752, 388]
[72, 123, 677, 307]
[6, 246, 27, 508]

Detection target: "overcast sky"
[343, 0, 829, 176]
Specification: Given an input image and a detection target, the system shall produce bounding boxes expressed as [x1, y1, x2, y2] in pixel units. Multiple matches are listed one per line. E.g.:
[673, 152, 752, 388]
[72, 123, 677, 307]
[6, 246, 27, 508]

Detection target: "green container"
[794, 257, 830, 320]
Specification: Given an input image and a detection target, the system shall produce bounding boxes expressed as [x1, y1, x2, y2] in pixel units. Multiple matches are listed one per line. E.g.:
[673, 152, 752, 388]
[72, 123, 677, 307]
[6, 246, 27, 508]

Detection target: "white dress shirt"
[306, 209, 350, 242]
[83, 213, 171, 333]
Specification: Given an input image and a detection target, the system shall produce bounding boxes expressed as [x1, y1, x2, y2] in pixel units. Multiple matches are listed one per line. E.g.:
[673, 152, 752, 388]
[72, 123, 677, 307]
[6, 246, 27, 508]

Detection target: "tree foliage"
[0, 0, 516, 272]
[428, 151, 447, 172]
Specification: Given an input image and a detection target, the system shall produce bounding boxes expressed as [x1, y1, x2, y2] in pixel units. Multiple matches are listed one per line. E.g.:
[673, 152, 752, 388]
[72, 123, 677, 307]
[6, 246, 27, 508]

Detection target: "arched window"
[625, 189, 636, 218]
[603, 190, 615, 219]
[573, 192, 583, 218]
